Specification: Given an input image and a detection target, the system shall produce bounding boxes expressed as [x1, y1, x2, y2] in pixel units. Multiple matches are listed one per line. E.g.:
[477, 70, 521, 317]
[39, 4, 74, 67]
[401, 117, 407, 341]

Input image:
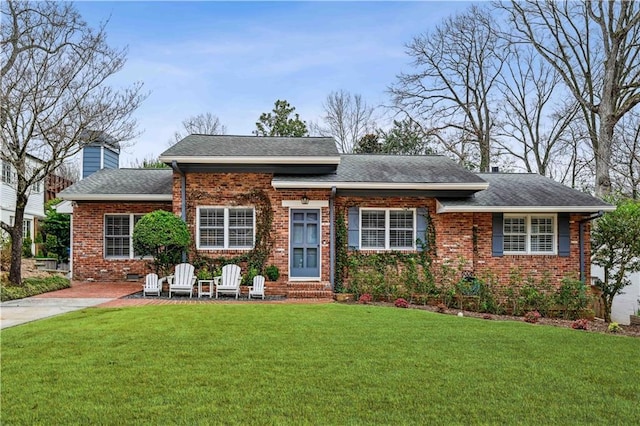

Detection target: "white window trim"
[504, 213, 557, 255]
[196, 206, 256, 250]
[103, 214, 146, 259]
[359, 207, 416, 251]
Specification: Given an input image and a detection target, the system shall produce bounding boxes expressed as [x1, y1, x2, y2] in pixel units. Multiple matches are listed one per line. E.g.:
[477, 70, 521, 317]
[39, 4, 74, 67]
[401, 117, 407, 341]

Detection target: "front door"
[290, 209, 320, 278]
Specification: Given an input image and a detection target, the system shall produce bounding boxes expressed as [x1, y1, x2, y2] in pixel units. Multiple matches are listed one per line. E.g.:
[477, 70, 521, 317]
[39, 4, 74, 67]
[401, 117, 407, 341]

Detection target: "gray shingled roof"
[160, 134, 340, 158]
[272, 155, 487, 184]
[59, 168, 173, 199]
[437, 173, 613, 210]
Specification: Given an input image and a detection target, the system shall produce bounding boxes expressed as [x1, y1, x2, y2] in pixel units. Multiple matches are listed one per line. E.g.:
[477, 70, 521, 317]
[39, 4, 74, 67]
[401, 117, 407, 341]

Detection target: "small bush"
[607, 322, 621, 333]
[265, 265, 280, 281]
[571, 319, 589, 330]
[1, 276, 70, 301]
[436, 303, 447, 313]
[22, 236, 33, 258]
[524, 311, 541, 324]
[358, 293, 373, 304]
[394, 298, 409, 308]
[482, 314, 493, 320]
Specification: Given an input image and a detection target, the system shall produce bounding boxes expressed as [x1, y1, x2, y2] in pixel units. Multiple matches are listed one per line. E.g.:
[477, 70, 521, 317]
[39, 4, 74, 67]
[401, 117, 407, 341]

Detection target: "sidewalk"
[1, 282, 141, 329]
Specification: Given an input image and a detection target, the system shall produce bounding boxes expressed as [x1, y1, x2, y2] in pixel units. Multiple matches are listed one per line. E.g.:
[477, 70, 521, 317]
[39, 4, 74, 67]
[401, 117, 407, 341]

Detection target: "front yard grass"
[2, 304, 638, 424]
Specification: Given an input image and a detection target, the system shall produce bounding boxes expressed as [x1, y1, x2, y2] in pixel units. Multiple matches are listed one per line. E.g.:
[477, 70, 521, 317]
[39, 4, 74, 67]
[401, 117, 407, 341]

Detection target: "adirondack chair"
[214, 264, 242, 299]
[142, 273, 161, 297]
[168, 263, 197, 298]
[248, 275, 266, 300]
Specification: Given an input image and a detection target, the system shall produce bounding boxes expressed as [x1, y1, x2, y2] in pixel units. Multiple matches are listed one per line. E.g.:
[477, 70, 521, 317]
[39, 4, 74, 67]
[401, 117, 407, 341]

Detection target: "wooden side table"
[198, 280, 214, 298]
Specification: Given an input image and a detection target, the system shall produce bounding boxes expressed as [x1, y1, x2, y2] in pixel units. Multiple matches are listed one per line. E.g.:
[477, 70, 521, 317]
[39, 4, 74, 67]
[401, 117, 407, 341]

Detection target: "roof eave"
[59, 194, 173, 202]
[159, 156, 341, 165]
[436, 201, 617, 213]
[272, 181, 489, 190]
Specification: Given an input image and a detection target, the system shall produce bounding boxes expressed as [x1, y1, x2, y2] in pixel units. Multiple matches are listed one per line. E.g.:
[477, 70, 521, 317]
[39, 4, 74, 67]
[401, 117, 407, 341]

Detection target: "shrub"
[132, 210, 190, 276]
[607, 322, 621, 333]
[1, 276, 70, 301]
[571, 319, 589, 330]
[482, 314, 493, 320]
[436, 303, 447, 313]
[358, 293, 373, 304]
[22, 236, 33, 258]
[196, 266, 213, 280]
[394, 298, 409, 308]
[555, 277, 591, 319]
[524, 311, 541, 324]
[265, 265, 280, 281]
[40, 199, 71, 262]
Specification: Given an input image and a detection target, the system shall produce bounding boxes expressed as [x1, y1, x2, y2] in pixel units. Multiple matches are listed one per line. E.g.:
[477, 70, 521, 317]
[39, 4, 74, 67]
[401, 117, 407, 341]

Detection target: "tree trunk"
[8, 194, 28, 286]
[602, 294, 613, 323]
[595, 114, 615, 198]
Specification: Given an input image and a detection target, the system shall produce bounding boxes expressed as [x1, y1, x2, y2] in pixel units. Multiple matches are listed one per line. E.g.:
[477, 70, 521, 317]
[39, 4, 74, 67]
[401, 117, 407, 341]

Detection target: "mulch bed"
[364, 301, 640, 338]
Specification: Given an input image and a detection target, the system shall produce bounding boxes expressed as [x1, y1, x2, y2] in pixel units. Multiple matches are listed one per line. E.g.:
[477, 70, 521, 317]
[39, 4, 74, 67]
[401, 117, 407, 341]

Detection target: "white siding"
[591, 265, 640, 325]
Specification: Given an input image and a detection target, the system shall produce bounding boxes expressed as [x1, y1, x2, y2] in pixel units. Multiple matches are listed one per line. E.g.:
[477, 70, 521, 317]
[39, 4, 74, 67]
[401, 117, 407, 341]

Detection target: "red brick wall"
[72, 202, 171, 281]
[176, 172, 332, 282]
[336, 196, 590, 288]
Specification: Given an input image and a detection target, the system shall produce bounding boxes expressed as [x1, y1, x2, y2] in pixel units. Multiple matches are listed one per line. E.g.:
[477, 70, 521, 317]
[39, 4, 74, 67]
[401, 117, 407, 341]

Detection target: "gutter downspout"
[171, 161, 187, 263]
[329, 186, 336, 291]
[579, 211, 604, 282]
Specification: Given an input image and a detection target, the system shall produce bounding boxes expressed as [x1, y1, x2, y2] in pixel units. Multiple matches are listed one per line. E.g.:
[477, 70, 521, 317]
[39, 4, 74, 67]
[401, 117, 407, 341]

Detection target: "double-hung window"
[2, 160, 12, 184]
[361, 208, 415, 250]
[197, 207, 254, 249]
[104, 214, 144, 258]
[504, 214, 555, 254]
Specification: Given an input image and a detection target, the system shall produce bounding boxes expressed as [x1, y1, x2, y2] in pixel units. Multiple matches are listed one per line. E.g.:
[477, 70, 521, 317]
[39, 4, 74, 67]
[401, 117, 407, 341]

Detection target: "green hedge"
[1, 276, 70, 302]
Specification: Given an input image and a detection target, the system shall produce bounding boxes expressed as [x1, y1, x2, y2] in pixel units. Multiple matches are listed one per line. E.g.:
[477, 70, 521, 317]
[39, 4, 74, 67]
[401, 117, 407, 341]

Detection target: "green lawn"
[2, 304, 639, 425]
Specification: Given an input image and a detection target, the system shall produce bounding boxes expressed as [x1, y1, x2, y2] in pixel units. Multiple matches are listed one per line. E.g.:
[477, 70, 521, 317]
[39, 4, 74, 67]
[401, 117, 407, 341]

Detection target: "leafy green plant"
[21, 236, 33, 258]
[555, 276, 591, 319]
[265, 265, 280, 281]
[1, 276, 70, 301]
[40, 199, 71, 262]
[358, 293, 373, 304]
[607, 322, 621, 333]
[196, 266, 213, 280]
[132, 210, 191, 276]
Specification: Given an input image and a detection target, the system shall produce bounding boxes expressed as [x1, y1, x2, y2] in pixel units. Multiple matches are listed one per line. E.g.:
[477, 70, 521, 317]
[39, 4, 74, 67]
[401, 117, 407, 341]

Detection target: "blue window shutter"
[347, 207, 360, 250]
[558, 213, 570, 257]
[492, 213, 504, 257]
[416, 208, 428, 252]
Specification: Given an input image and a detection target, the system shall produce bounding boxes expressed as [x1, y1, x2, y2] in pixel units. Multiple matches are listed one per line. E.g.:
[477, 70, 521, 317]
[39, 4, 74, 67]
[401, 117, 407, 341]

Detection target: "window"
[503, 215, 556, 254]
[197, 207, 254, 249]
[23, 219, 32, 239]
[2, 160, 11, 184]
[361, 208, 415, 250]
[104, 214, 144, 258]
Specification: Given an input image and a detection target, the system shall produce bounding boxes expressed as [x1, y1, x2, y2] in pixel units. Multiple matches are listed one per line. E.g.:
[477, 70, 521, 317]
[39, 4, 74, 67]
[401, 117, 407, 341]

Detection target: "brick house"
[59, 135, 614, 297]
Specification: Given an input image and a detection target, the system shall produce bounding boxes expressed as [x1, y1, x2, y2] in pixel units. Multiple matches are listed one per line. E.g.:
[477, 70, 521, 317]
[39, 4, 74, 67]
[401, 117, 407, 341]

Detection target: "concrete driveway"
[1, 282, 141, 329]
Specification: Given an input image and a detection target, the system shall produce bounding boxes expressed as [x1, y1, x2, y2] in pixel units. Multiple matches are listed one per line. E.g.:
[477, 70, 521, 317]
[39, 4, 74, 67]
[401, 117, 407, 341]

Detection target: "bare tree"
[495, 44, 579, 176]
[1, 1, 146, 285]
[169, 112, 227, 146]
[611, 109, 640, 199]
[390, 6, 508, 171]
[313, 90, 376, 153]
[500, 0, 640, 196]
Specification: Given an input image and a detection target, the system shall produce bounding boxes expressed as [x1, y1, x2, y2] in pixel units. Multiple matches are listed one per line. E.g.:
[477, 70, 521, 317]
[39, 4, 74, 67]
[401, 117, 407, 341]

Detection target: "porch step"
[286, 281, 333, 299]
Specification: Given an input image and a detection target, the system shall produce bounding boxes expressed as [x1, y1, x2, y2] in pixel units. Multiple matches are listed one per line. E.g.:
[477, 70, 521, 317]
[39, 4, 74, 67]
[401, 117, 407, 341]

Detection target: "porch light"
[301, 194, 309, 205]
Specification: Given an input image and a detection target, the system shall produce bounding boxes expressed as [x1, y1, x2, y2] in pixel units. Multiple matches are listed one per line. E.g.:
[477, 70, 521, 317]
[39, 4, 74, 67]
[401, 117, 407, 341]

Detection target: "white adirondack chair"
[142, 273, 161, 297]
[214, 264, 242, 299]
[168, 263, 197, 298]
[248, 275, 266, 300]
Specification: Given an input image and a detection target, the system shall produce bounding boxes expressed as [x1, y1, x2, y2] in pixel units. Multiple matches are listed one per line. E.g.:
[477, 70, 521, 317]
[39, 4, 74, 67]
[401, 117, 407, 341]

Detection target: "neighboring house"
[0, 155, 45, 255]
[58, 135, 614, 297]
[591, 265, 640, 325]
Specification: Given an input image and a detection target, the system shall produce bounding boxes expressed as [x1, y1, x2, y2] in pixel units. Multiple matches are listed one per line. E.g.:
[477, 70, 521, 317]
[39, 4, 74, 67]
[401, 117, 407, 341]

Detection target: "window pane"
[504, 217, 526, 234]
[228, 209, 254, 248]
[362, 229, 385, 249]
[362, 210, 385, 229]
[390, 211, 413, 229]
[390, 230, 413, 248]
[199, 209, 224, 248]
[105, 216, 130, 257]
[390, 211, 414, 248]
[200, 209, 224, 228]
[306, 248, 318, 268]
[531, 235, 553, 252]
[504, 235, 526, 252]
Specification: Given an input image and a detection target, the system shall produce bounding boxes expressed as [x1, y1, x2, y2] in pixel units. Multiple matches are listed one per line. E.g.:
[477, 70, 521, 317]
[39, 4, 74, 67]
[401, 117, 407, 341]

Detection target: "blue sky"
[74, 1, 474, 164]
